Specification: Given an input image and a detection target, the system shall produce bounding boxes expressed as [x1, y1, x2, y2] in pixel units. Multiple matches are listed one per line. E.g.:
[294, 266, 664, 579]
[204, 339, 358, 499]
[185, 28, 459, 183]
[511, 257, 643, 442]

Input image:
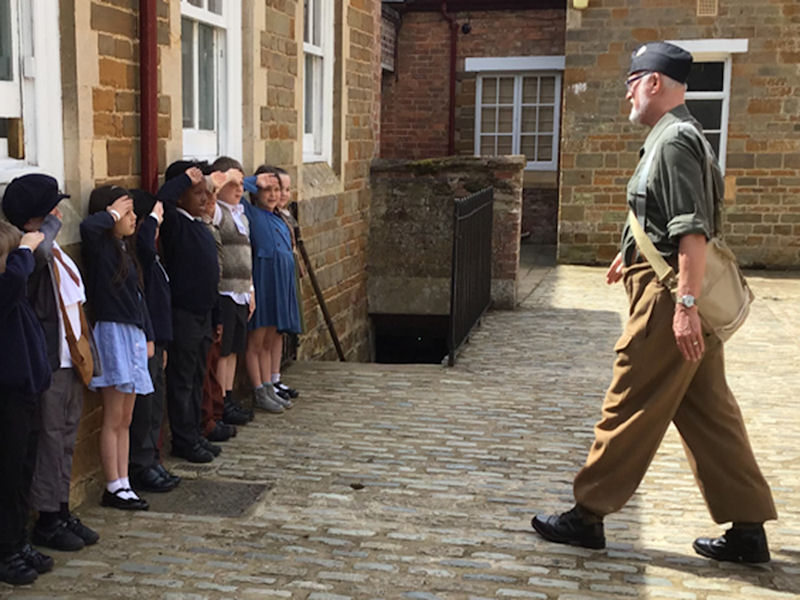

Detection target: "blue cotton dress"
[242, 199, 301, 334]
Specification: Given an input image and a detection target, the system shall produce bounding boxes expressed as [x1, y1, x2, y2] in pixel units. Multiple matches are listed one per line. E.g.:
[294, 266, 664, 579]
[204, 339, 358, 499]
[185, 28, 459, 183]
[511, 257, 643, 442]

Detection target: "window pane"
[188, 0, 203, 7]
[198, 22, 215, 131]
[498, 77, 514, 104]
[481, 77, 497, 104]
[686, 99, 722, 130]
[0, 0, 12, 81]
[497, 107, 513, 133]
[687, 62, 724, 92]
[538, 106, 554, 133]
[304, 53, 314, 134]
[521, 107, 537, 132]
[537, 136, 553, 161]
[479, 136, 495, 156]
[181, 18, 194, 128]
[207, 0, 223, 15]
[305, 0, 321, 46]
[540, 77, 556, 103]
[704, 132, 721, 158]
[522, 77, 539, 103]
[520, 135, 535, 159]
[480, 108, 496, 133]
[497, 135, 513, 155]
[313, 0, 321, 46]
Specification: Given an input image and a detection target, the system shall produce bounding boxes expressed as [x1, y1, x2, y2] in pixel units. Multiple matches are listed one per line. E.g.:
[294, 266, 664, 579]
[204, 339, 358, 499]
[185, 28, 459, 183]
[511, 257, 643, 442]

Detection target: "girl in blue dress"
[81, 187, 153, 511]
[242, 167, 300, 412]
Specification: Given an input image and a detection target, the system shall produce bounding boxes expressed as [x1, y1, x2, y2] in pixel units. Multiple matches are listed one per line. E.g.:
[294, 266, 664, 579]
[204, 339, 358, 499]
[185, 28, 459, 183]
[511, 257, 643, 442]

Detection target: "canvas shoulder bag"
[51, 253, 99, 386]
[628, 121, 754, 342]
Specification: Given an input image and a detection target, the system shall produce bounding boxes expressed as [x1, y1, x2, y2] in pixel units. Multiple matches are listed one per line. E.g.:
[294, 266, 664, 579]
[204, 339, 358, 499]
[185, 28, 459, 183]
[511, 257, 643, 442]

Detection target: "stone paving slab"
[3, 265, 799, 599]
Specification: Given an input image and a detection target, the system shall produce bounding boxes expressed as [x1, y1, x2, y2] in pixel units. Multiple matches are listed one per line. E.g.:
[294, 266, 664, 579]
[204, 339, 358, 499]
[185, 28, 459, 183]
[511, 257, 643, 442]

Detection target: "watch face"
[681, 295, 695, 307]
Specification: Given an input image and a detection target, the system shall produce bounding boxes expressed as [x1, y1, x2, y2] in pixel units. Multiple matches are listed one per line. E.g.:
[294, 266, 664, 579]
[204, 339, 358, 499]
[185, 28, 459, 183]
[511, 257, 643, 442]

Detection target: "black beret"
[628, 41, 693, 84]
[2, 174, 70, 229]
[88, 185, 129, 215]
[129, 189, 158, 222]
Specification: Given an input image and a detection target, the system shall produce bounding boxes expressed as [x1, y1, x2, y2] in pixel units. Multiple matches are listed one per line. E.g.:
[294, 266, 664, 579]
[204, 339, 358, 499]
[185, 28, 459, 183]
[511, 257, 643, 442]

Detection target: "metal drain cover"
[144, 480, 271, 517]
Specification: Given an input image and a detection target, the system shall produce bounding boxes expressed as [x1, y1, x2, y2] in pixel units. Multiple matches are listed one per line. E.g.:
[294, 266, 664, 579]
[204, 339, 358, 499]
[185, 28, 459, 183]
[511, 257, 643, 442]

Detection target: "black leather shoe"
[199, 436, 221, 456]
[154, 463, 181, 487]
[19, 543, 54, 573]
[32, 519, 85, 551]
[132, 465, 178, 493]
[206, 421, 234, 442]
[693, 525, 770, 564]
[101, 489, 149, 511]
[172, 443, 214, 463]
[0, 552, 38, 585]
[222, 402, 250, 425]
[64, 515, 99, 546]
[531, 505, 605, 549]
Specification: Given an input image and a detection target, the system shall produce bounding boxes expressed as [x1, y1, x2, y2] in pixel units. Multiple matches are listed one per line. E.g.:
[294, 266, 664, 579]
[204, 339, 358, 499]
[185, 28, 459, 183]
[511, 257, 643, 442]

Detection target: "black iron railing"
[448, 187, 493, 366]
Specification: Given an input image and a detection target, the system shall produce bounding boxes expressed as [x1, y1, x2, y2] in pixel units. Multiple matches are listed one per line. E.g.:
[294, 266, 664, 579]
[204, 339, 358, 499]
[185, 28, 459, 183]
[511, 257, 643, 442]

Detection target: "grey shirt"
[621, 104, 723, 266]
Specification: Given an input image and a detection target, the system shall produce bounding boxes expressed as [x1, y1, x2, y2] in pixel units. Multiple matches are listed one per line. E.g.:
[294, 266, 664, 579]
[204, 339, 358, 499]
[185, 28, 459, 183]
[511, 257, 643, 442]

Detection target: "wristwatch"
[677, 294, 696, 308]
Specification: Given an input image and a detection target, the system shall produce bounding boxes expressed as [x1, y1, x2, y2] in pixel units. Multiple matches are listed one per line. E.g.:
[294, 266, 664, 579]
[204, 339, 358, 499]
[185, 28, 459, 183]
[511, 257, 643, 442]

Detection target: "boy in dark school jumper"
[3, 174, 100, 553]
[158, 161, 221, 463]
[0, 217, 51, 586]
[128, 190, 181, 492]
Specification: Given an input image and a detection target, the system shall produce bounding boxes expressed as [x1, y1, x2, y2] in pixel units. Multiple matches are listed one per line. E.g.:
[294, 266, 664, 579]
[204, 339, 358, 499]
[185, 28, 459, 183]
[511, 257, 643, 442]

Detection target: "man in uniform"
[530, 42, 777, 563]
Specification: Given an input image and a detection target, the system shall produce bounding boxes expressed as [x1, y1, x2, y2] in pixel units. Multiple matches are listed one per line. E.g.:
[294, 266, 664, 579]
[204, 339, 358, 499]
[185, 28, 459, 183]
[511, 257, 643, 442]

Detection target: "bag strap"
[627, 211, 676, 285]
[51, 259, 81, 348]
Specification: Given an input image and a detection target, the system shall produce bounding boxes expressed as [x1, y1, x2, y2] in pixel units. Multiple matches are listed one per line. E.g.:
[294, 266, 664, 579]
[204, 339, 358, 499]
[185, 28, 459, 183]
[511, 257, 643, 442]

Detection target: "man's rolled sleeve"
[658, 137, 713, 243]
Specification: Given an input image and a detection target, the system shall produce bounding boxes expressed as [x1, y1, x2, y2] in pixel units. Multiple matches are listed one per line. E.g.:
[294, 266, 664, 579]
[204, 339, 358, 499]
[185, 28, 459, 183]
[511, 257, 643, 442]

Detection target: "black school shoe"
[19, 543, 54, 574]
[32, 519, 85, 551]
[206, 421, 236, 442]
[64, 515, 99, 546]
[530, 505, 606, 549]
[275, 381, 299, 399]
[132, 465, 178, 493]
[693, 524, 770, 564]
[199, 437, 221, 457]
[101, 489, 149, 511]
[154, 463, 181, 487]
[0, 551, 38, 585]
[171, 443, 214, 463]
[222, 401, 250, 425]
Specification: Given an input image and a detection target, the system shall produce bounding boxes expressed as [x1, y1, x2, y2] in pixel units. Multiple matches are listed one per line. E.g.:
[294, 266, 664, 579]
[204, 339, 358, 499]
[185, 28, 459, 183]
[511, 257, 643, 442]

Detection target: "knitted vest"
[217, 204, 252, 295]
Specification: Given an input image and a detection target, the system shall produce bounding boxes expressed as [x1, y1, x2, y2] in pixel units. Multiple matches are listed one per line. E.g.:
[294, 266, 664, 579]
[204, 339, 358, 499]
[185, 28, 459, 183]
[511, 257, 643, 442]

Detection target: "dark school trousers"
[130, 342, 167, 471]
[0, 389, 40, 556]
[573, 263, 777, 524]
[29, 368, 83, 513]
[166, 309, 211, 453]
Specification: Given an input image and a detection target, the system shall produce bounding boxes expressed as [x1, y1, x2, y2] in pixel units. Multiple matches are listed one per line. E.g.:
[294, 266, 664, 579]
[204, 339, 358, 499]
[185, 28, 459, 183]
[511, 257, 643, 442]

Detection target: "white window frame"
[0, 0, 64, 185]
[473, 72, 562, 171]
[180, 0, 242, 162]
[668, 39, 749, 173]
[302, 0, 333, 164]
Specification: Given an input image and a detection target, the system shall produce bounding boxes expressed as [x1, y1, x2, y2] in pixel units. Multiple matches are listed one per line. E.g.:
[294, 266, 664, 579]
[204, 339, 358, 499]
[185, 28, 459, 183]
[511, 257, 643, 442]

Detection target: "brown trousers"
[573, 263, 777, 524]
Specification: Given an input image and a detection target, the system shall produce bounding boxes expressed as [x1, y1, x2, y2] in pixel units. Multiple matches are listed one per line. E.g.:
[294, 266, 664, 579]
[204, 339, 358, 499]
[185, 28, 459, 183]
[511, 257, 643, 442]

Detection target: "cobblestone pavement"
[5, 263, 800, 599]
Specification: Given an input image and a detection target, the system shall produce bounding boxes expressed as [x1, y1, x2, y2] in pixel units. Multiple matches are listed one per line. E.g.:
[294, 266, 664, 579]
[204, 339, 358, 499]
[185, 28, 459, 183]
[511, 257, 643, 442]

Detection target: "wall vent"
[697, 0, 718, 17]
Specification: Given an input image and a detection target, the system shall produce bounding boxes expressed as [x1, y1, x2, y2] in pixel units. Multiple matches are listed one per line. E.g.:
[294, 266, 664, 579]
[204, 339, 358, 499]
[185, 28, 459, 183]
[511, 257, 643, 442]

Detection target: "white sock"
[271, 373, 281, 384]
[107, 479, 124, 494]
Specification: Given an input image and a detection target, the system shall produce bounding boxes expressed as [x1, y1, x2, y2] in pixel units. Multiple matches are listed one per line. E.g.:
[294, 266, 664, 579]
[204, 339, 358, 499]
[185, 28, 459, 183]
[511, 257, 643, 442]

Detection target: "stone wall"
[559, 0, 800, 267]
[369, 155, 525, 320]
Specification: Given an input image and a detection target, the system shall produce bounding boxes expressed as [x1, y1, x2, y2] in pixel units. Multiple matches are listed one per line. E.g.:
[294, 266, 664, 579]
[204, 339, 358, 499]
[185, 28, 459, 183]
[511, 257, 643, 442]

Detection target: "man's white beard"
[628, 95, 649, 125]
